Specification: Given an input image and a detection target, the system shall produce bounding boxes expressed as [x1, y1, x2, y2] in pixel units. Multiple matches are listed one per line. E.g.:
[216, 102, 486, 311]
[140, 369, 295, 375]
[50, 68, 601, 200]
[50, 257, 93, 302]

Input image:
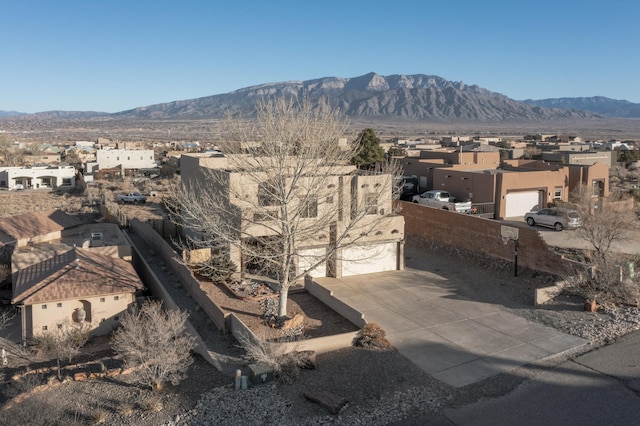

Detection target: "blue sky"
[2, 0, 639, 113]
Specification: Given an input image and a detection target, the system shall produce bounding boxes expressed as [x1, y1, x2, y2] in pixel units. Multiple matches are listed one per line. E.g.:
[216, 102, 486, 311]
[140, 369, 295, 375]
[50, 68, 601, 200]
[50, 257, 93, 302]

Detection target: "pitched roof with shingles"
[12, 248, 144, 305]
[0, 210, 83, 240]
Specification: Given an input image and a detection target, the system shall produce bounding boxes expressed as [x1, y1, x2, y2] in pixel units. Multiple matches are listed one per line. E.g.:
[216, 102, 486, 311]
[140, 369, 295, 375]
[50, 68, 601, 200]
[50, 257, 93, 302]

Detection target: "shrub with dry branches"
[111, 300, 195, 391]
[353, 323, 392, 350]
[32, 322, 92, 381]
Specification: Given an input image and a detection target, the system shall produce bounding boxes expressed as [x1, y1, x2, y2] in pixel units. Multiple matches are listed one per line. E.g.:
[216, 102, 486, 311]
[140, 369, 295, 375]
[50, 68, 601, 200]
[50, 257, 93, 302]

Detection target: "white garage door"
[298, 248, 327, 278]
[505, 191, 541, 218]
[341, 242, 398, 277]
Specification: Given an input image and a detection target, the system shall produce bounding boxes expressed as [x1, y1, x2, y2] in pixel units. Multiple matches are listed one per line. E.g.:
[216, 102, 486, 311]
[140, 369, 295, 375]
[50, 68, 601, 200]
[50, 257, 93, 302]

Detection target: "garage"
[505, 191, 541, 218]
[298, 247, 327, 278]
[340, 242, 399, 277]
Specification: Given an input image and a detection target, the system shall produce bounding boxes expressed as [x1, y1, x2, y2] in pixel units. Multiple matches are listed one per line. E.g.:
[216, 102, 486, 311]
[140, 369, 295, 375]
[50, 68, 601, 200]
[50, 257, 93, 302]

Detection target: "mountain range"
[3, 73, 640, 121]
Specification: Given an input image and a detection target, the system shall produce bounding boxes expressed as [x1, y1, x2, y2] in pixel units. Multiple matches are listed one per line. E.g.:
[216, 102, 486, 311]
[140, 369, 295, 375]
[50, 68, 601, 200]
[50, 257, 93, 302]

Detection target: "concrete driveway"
[315, 270, 587, 388]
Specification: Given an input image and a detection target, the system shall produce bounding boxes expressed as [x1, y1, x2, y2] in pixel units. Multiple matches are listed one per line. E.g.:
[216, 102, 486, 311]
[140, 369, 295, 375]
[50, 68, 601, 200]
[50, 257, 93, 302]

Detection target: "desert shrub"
[239, 333, 309, 384]
[193, 256, 237, 281]
[111, 300, 195, 391]
[565, 257, 640, 304]
[353, 323, 392, 350]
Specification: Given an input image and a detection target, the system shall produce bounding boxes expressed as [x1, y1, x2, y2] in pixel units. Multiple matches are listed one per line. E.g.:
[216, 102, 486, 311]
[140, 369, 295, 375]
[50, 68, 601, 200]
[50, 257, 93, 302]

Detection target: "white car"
[524, 207, 581, 231]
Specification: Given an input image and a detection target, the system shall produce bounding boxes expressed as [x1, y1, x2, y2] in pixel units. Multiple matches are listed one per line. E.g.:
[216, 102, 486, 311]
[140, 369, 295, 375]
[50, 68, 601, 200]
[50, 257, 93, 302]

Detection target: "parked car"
[524, 207, 581, 231]
[116, 192, 147, 204]
[412, 190, 473, 213]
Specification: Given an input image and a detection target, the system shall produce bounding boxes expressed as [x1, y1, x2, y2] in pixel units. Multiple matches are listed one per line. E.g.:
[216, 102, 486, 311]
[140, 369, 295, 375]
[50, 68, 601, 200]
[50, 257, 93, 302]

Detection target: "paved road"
[441, 329, 640, 425]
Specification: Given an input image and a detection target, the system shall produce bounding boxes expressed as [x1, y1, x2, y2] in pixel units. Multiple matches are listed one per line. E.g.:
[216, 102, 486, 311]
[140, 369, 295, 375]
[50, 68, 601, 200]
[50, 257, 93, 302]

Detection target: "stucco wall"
[399, 201, 572, 276]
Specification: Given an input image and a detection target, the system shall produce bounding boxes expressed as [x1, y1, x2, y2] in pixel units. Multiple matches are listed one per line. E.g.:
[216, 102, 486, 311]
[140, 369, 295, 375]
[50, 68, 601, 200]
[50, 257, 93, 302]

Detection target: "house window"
[299, 197, 318, 218]
[42, 326, 48, 331]
[114, 295, 119, 301]
[592, 180, 604, 196]
[57, 323, 63, 329]
[554, 187, 562, 199]
[57, 302, 62, 308]
[326, 196, 333, 204]
[365, 194, 378, 215]
[258, 181, 278, 206]
[42, 304, 47, 310]
[62, 178, 72, 186]
[116, 157, 119, 161]
[127, 156, 130, 161]
[100, 297, 105, 302]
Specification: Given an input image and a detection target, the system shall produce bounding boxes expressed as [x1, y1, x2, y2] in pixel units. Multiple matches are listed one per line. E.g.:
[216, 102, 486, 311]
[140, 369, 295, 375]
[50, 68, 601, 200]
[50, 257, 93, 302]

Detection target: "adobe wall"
[399, 201, 572, 276]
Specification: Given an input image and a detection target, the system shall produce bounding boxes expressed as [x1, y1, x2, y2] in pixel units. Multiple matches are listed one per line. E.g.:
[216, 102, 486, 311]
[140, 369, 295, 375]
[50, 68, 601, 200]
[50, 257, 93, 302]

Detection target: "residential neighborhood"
[0, 126, 639, 425]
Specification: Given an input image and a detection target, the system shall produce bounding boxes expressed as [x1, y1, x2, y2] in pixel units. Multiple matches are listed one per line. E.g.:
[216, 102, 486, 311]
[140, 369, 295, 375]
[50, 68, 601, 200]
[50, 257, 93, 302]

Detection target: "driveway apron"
[315, 271, 587, 388]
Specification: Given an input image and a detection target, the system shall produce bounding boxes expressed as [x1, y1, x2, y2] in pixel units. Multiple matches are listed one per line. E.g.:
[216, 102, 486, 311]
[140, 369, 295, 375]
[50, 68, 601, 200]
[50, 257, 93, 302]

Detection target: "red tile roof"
[0, 210, 83, 240]
[12, 248, 144, 305]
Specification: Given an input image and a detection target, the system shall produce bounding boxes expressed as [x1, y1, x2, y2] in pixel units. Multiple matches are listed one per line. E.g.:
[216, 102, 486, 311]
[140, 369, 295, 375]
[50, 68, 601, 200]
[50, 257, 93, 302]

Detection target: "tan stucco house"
[402, 150, 609, 219]
[12, 248, 144, 342]
[180, 153, 405, 278]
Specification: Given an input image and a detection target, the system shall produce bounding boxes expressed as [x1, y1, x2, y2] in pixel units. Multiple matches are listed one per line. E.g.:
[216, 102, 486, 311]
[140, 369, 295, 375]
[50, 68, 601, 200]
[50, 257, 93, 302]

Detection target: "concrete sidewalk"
[315, 271, 587, 388]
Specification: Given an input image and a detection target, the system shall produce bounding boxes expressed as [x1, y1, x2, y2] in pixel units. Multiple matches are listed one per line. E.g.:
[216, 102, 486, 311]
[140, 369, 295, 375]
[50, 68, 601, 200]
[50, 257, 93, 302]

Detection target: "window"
[299, 197, 318, 218]
[116, 157, 119, 161]
[57, 323, 63, 329]
[365, 194, 378, 215]
[57, 302, 62, 308]
[326, 196, 333, 204]
[554, 187, 562, 199]
[62, 178, 72, 186]
[100, 297, 105, 302]
[258, 181, 278, 206]
[42, 304, 47, 310]
[42, 326, 48, 331]
[592, 180, 604, 196]
[114, 295, 119, 301]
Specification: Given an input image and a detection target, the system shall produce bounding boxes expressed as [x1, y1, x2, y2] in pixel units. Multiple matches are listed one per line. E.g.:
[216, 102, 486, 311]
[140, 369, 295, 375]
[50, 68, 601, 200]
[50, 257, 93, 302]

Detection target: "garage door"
[341, 242, 398, 277]
[298, 248, 327, 278]
[505, 191, 541, 218]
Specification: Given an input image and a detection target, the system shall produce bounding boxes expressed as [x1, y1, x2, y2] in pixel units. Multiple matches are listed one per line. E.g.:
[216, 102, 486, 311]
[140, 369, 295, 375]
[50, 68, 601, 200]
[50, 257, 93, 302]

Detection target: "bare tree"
[567, 184, 639, 303]
[111, 300, 195, 391]
[570, 184, 636, 264]
[33, 322, 92, 380]
[0, 134, 24, 166]
[166, 97, 402, 319]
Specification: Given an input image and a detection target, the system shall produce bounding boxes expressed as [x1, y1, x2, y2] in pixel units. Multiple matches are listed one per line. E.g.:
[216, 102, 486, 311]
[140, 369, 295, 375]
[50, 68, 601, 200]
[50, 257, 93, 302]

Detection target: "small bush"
[353, 323, 392, 350]
[89, 410, 107, 425]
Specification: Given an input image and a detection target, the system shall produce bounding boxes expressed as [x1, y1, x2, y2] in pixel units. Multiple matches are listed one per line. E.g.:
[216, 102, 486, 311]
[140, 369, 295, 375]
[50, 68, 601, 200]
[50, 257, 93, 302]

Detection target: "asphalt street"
[403, 329, 640, 425]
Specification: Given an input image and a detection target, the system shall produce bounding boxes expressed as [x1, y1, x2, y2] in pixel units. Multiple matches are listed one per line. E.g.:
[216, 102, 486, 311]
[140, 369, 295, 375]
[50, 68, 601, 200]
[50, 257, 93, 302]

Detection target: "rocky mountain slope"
[112, 72, 597, 121]
[523, 96, 640, 118]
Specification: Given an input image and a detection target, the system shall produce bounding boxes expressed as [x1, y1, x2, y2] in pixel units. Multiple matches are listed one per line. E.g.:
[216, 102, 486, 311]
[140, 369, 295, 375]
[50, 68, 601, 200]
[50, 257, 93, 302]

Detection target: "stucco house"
[0, 165, 77, 190]
[85, 148, 157, 175]
[402, 150, 609, 219]
[0, 210, 141, 342]
[180, 153, 405, 279]
[12, 248, 144, 341]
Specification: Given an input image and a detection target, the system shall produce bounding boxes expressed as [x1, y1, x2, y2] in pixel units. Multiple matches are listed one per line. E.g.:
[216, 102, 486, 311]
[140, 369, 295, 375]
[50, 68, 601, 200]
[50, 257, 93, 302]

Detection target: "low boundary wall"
[129, 219, 228, 332]
[127, 218, 360, 356]
[399, 201, 573, 276]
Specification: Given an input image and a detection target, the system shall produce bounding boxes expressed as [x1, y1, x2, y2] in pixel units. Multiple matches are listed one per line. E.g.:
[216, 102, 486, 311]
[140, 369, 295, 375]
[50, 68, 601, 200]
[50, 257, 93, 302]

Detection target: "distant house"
[12, 248, 144, 341]
[0, 165, 77, 190]
[85, 148, 157, 175]
[402, 150, 609, 219]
